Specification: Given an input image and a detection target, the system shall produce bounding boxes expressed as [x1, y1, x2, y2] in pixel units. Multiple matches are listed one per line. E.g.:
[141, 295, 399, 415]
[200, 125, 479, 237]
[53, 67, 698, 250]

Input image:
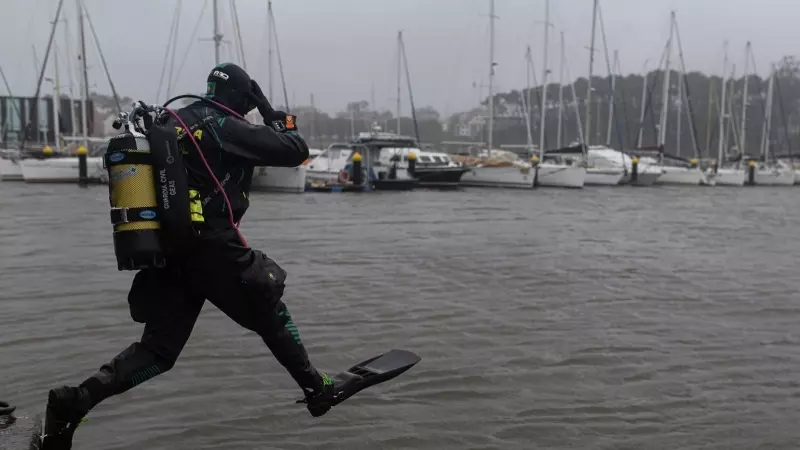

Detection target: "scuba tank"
[105, 104, 193, 271]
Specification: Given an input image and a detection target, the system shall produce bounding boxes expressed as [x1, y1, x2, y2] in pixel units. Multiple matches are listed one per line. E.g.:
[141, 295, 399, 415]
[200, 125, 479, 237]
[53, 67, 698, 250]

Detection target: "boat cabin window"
[418, 155, 432, 163]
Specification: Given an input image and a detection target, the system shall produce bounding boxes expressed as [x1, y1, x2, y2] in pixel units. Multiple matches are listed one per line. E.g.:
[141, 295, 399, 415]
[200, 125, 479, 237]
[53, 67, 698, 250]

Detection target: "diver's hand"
[249, 80, 274, 123]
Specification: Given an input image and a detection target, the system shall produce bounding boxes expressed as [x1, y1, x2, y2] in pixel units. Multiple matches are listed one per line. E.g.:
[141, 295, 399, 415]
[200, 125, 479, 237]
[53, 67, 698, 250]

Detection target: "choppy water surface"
[2, 183, 800, 449]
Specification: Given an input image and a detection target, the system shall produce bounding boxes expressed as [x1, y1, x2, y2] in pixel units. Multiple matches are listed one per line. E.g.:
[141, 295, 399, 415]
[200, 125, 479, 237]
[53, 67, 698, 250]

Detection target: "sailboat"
[638, 12, 709, 185]
[457, 0, 536, 189]
[574, 0, 624, 186]
[20, 0, 108, 184]
[578, 1, 659, 185]
[752, 65, 795, 185]
[708, 41, 745, 186]
[534, 0, 585, 188]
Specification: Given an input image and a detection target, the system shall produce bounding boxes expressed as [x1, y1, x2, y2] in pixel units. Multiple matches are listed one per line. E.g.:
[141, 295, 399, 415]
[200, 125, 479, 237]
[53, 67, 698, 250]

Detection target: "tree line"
[86, 55, 800, 157]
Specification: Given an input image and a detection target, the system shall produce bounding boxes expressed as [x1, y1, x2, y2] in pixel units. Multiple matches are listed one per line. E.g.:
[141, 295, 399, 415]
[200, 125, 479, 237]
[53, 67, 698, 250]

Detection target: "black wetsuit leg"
[197, 228, 323, 393]
[79, 267, 204, 407]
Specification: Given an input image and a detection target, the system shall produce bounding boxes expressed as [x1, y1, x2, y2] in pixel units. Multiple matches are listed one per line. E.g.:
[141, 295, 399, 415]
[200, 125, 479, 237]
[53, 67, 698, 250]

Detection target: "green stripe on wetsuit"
[279, 308, 303, 345]
[131, 365, 163, 387]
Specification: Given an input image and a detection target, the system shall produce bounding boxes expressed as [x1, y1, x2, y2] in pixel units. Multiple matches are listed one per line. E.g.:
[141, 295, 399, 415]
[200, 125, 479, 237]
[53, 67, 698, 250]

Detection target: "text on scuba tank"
[159, 169, 177, 210]
[110, 166, 137, 182]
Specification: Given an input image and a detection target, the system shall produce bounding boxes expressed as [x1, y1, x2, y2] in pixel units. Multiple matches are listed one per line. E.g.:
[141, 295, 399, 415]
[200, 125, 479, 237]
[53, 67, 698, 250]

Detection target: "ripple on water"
[3, 184, 800, 449]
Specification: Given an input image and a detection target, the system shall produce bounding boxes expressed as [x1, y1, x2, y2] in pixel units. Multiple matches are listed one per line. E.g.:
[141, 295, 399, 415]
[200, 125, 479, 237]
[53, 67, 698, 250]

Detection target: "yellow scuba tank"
[105, 128, 165, 270]
[105, 105, 193, 271]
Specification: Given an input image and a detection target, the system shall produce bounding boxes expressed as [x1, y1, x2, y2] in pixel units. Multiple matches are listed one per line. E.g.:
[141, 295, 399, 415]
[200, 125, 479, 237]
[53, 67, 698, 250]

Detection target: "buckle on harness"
[110, 207, 129, 225]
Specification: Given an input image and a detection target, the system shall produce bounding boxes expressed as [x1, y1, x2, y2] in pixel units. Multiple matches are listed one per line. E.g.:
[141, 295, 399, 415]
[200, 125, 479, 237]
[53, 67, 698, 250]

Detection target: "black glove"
[249, 80, 274, 123]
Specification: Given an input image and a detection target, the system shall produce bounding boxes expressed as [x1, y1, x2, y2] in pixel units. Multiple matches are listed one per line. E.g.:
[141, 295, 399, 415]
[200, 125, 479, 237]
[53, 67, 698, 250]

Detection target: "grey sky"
[0, 0, 794, 116]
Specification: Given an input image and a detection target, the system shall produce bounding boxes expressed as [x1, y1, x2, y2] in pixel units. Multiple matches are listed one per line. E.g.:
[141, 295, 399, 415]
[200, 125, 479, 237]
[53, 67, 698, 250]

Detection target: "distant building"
[0, 96, 95, 147]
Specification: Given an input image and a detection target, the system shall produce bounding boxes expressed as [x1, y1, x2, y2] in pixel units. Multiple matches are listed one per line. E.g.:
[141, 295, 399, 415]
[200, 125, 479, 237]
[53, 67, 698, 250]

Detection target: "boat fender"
[338, 169, 350, 184]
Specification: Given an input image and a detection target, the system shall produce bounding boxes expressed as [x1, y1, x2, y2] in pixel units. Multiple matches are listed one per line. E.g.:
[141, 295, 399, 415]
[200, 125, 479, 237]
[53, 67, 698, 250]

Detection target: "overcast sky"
[0, 0, 794, 116]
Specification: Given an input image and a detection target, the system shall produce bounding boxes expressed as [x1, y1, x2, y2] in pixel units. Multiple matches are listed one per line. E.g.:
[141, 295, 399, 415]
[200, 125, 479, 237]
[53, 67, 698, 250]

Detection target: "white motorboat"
[306, 134, 417, 190]
[380, 147, 468, 187]
[306, 144, 356, 184]
[250, 166, 307, 193]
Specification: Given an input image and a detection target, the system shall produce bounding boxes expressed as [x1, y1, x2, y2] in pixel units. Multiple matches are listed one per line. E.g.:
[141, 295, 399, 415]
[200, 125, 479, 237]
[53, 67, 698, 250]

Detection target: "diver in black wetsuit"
[42, 63, 335, 449]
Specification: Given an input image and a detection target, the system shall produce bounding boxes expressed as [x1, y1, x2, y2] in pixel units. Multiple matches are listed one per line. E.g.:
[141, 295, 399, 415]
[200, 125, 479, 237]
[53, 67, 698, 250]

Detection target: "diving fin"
[297, 349, 420, 412]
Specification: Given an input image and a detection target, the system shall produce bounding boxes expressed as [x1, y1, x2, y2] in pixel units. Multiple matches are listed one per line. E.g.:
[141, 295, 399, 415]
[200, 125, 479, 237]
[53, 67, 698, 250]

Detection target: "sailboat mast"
[676, 63, 683, 157]
[557, 32, 565, 148]
[212, 0, 221, 65]
[53, 42, 62, 152]
[658, 12, 674, 150]
[761, 66, 775, 162]
[569, 68, 586, 145]
[585, 0, 598, 147]
[739, 41, 751, 156]
[717, 41, 729, 163]
[231, 0, 246, 70]
[605, 50, 618, 146]
[538, 0, 550, 158]
[77, 0, 89, 148]
[636, 60, 648, 148]
[267, 0, 273, 100]
[523, 47, 534, 150]
[488, 0, 495, 152]
[396, 31, 402, 135]
[310, 93, 317, 146]
[399, 33, 421, 143]
[62, 18, 76, 137]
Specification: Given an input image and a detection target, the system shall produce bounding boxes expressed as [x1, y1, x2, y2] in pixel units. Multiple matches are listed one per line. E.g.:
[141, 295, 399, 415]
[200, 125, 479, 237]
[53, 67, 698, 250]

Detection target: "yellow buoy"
[632, 156, 639, 164]
[42, 145, 53, 155]
[748, 160, 756, 168]
[76, 146, 88, 155]
[407, 151, 417, 161]
[690, 158, 698, 166]
[530, 155, 540, 163]
[352, 152, 362, 162]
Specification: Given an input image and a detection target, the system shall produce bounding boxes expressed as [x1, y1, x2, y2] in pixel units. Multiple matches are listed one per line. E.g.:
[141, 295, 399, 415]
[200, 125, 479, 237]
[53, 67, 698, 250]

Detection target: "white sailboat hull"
[712, 168, 746, 186]
[537, 164, 585, 188]
[0, 158, 23, 181]
[460, 165, 533, 189]
[585, 167, 625, 185]
[21, 157, 106, 183]
[754, 167, 795, 186]
[587, 147, 661, 186]
[655, 166, 709, 185]
[251, 166, 307, 193]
